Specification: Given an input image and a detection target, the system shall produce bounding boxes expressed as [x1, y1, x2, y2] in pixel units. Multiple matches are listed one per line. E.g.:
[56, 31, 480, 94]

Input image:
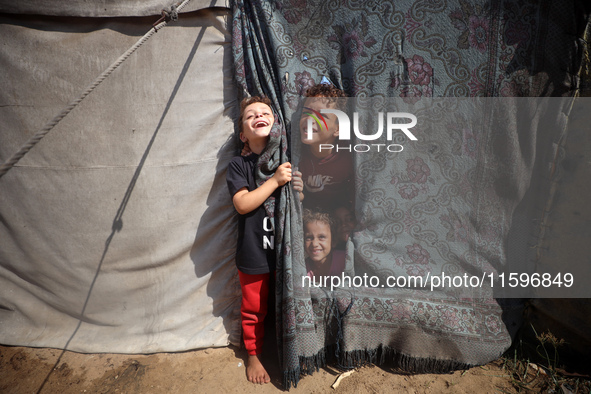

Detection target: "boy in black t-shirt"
[226, 96, 292, 384]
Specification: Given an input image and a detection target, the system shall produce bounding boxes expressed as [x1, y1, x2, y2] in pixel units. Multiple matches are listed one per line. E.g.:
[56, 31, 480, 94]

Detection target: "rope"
[0, 0, 193, 179]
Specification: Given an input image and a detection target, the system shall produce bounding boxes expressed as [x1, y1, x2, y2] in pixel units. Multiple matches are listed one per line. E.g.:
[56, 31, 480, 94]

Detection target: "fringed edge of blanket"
[283, 345, 474, 390]
[282, 348, 327, 390]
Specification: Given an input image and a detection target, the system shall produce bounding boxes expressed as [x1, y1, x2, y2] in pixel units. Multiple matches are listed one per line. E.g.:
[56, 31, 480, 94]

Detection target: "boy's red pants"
[238, 271, 270, 356]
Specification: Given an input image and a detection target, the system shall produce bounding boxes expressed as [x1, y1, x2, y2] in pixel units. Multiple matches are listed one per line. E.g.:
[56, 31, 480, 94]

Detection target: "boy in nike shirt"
[292, 84, 353, 213]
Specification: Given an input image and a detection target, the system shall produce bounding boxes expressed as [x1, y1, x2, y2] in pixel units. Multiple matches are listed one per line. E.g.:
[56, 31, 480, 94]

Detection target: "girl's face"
[304, 220, 333, 265]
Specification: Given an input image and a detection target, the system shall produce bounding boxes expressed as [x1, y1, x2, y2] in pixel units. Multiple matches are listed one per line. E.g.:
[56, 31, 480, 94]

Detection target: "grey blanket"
[230, 0, 589, 388]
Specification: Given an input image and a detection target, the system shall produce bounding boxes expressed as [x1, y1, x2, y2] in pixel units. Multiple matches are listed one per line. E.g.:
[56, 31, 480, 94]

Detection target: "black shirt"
[226, 154, 276, 274]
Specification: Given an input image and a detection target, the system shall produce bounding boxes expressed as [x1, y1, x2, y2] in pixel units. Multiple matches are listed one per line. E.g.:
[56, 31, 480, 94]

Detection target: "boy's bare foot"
[246, 354, 270, 384]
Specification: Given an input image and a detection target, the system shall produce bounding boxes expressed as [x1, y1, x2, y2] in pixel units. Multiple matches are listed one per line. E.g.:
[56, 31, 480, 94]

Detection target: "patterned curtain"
[231, 0, 589, 388]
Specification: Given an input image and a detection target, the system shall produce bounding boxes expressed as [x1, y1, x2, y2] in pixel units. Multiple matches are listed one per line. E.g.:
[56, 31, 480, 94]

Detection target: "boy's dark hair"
[238, 96, 273, 133]
[304, 83, 347, 111]
[303, 208, 336, 237]
[305, 84, 347, 99]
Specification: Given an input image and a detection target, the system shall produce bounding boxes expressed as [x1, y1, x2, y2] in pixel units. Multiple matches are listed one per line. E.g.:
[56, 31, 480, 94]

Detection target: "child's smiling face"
[304, 220, 333, 265]
[299, 97, 339, 147]
[240, 102, 274, 144]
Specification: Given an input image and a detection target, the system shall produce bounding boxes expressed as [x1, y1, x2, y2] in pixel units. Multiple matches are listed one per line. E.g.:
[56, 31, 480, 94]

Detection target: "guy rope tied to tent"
[0, 0, 194, 179]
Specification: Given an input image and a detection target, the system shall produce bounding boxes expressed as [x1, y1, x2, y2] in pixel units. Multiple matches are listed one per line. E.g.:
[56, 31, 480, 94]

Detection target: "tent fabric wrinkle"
[0, 15, 170, 179]
[0, 7, 242, 353]
[0, 0, 212, 180]
[0, 0, 229, 17]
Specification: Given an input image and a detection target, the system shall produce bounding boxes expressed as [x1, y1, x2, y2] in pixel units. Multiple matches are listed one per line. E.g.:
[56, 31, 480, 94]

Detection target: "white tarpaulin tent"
[0, 1, 243, 353]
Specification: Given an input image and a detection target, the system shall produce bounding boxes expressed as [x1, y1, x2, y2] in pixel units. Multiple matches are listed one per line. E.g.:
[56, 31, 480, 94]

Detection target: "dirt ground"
[1, 344, 527, 394]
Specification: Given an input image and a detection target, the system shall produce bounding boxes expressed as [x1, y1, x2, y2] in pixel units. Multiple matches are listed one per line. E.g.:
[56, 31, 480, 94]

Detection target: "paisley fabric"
[230, 0, 589, 388]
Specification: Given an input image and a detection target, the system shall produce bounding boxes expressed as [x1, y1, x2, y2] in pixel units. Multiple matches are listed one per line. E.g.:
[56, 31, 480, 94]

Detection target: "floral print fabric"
[231, 0, 589, 388]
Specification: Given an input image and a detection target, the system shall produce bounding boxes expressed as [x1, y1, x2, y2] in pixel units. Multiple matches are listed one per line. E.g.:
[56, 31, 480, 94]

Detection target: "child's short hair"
[238, 96, 273, 133]
[303, 208, 336, 236]
[304, 83, 347, 111]
[305, 84, 347, 99]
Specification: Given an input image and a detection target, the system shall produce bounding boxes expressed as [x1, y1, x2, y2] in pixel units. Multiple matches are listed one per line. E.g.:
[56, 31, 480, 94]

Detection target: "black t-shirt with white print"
[226, 154, 276, 275]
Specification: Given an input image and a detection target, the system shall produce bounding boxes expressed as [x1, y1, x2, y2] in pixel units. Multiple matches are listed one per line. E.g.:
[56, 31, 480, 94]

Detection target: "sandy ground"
[0, 344, 524, 394]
